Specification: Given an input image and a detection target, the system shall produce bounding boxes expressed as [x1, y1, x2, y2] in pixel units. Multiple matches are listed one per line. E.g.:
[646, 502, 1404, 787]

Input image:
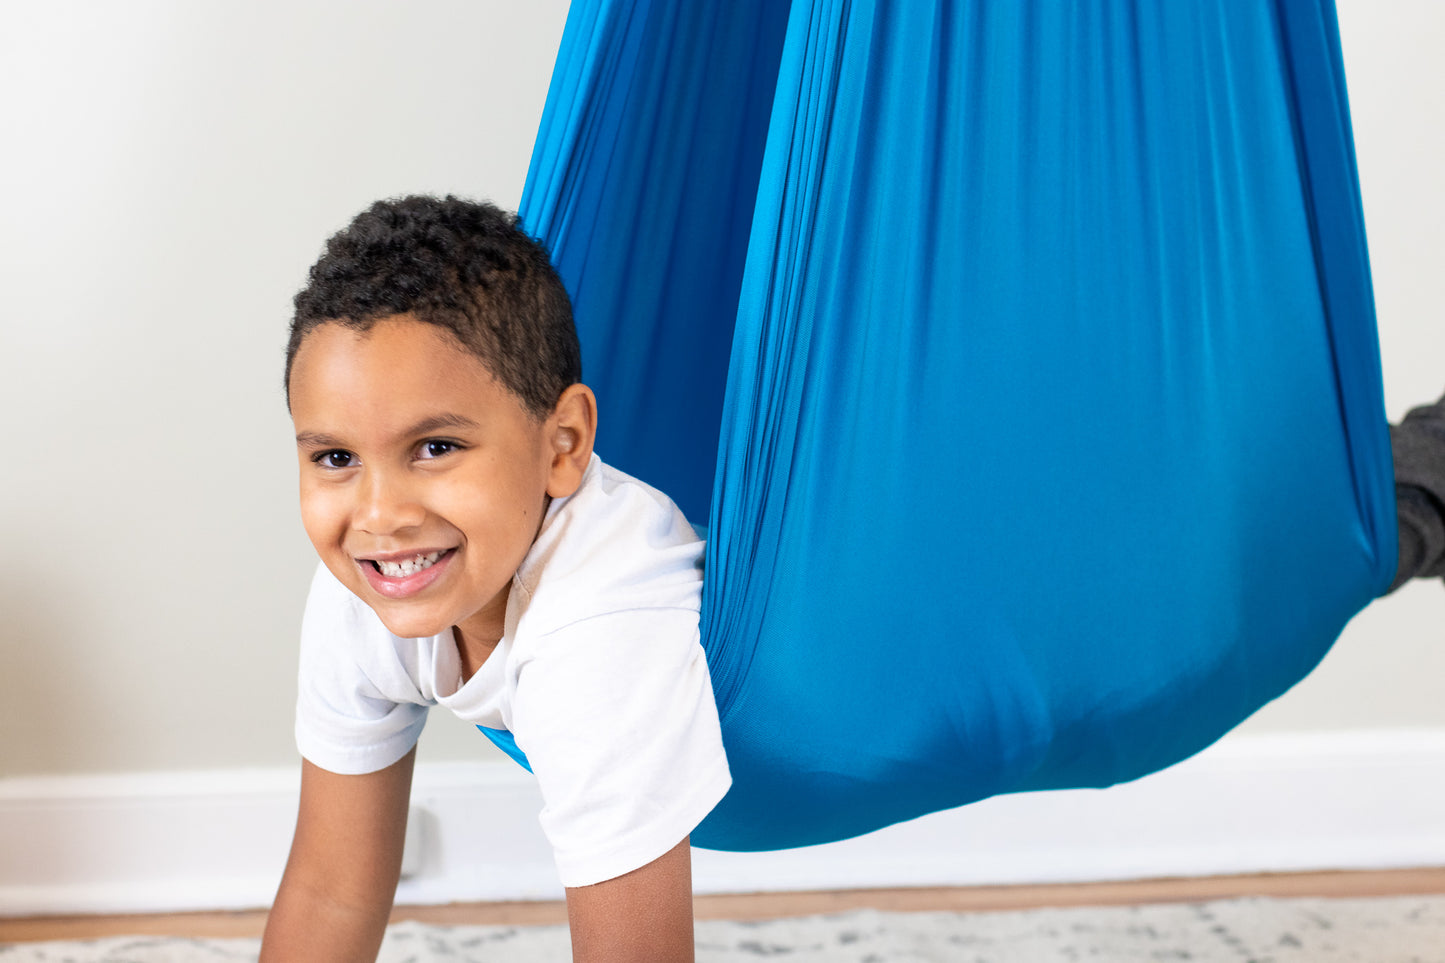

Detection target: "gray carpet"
[3, 895, 1444, 962]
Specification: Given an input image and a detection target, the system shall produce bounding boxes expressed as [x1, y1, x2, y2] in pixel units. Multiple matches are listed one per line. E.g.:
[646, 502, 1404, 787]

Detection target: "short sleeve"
[294, 564, 431, 775]
[510, 608, 731, 887]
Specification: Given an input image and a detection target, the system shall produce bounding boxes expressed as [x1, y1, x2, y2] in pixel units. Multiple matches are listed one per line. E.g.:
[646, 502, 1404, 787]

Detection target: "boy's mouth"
[356, 547, 457, 600]
[370, 551, 445, 578]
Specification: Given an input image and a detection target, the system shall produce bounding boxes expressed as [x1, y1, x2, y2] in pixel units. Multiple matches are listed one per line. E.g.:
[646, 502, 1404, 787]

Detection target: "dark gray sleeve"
[1387, 390, 1445, 593]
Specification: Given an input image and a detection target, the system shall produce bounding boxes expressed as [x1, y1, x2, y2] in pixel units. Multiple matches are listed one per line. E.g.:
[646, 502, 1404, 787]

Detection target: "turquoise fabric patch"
[477, 726, 532, 774]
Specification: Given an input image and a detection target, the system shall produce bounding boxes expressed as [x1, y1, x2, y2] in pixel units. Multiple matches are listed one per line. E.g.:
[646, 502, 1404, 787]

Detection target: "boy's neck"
[453, 620, 503, 683]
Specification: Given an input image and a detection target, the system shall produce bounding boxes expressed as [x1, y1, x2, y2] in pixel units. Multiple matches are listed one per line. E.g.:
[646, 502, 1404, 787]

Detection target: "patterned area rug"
[3, 896, 1444, 962]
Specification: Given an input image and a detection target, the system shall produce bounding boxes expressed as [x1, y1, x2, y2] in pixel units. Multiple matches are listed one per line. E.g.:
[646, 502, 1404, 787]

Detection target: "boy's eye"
[417, 439, 461, 460]
[314, 450, 356, 469]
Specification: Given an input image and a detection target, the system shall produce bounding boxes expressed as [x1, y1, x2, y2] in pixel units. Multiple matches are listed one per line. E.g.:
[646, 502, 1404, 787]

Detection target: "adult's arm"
[260, 749, 416, 963]
[565, 836, 696, 963]
[1389, 391, 1445, 592]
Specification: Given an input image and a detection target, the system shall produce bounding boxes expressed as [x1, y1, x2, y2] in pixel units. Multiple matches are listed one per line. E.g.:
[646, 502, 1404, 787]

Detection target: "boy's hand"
[566, 836, 696, 962]
[261, 750, 415, 963]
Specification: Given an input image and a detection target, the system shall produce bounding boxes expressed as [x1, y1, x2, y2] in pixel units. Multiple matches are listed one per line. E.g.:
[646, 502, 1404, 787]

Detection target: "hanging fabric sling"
[508, 0, 1398, 852]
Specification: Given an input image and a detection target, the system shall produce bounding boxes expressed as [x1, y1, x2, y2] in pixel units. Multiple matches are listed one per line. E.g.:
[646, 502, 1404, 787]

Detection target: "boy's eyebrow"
[295, 414, 481, 449]
[402, 413, 481, 437]
[295, 430, 345, 449]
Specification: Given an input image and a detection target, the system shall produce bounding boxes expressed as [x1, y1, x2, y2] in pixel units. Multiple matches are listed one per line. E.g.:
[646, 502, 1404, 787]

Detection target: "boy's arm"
[261, 749, 416, 963]
[565, 836, 696, 963]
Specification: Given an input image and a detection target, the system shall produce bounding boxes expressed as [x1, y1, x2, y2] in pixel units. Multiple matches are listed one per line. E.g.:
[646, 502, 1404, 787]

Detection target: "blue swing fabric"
[516, 0, 1397, 853]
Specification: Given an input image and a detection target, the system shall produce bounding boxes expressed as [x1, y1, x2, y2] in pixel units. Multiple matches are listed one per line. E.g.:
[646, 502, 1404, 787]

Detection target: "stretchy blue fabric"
[508, 0, 1398, 852]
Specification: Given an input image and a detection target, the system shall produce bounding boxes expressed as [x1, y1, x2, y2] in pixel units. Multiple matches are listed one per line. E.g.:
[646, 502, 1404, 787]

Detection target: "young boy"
[261, 195, 730, 963]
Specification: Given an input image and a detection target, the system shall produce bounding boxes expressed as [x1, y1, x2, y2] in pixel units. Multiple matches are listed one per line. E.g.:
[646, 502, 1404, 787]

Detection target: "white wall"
[0, 0, 1440, 782]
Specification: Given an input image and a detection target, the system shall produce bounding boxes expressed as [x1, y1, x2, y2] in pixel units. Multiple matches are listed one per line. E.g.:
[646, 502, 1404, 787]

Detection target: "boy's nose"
[353, 470, 426, 535]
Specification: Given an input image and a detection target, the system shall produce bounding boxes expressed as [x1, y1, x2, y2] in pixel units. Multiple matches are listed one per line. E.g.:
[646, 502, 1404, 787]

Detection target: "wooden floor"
[4, 868, 1445, 943]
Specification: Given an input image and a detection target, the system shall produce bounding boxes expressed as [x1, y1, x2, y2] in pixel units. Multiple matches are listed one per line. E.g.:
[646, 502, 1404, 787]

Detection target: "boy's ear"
[544, 383, 598, 498]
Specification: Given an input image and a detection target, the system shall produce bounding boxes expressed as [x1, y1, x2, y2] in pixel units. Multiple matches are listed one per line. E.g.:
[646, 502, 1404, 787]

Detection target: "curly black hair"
[286, 195, 580, 419]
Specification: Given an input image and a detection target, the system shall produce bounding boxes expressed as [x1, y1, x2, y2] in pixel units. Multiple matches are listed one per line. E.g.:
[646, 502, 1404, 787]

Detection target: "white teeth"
[374, 551, 442, 578]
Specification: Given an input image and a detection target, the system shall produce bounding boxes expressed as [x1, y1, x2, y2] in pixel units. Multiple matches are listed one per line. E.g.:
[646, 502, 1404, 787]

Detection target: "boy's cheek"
[297, 488, 348, 557]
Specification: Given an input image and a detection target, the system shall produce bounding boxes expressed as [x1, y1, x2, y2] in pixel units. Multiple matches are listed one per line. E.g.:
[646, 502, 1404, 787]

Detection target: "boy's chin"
[325, 560, 454, 640]
[357, 595, 454, 641]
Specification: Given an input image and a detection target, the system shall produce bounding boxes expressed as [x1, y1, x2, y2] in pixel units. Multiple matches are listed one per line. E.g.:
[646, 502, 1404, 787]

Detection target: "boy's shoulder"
[511, 455, 705, 635]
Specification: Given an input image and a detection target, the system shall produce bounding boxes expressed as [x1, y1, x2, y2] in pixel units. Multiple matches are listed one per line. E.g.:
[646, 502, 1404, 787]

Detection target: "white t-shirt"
[294, 455, 731, 887]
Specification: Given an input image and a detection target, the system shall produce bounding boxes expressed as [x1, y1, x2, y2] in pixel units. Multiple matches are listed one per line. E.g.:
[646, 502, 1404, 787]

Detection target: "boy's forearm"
[261, 875, 394, 963]
[261, 753, 415, 963]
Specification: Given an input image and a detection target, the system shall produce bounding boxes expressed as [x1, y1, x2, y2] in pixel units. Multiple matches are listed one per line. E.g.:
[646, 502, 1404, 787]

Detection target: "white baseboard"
[2, 729, 1444, 917]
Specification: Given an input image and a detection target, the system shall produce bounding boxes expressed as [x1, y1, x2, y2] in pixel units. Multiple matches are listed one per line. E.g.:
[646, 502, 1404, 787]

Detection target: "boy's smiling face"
[289, 317, 593, 658]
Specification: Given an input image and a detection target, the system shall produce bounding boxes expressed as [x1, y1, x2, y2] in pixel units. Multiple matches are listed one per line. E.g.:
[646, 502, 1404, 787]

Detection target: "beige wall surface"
[0, 1, 1440, 779]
